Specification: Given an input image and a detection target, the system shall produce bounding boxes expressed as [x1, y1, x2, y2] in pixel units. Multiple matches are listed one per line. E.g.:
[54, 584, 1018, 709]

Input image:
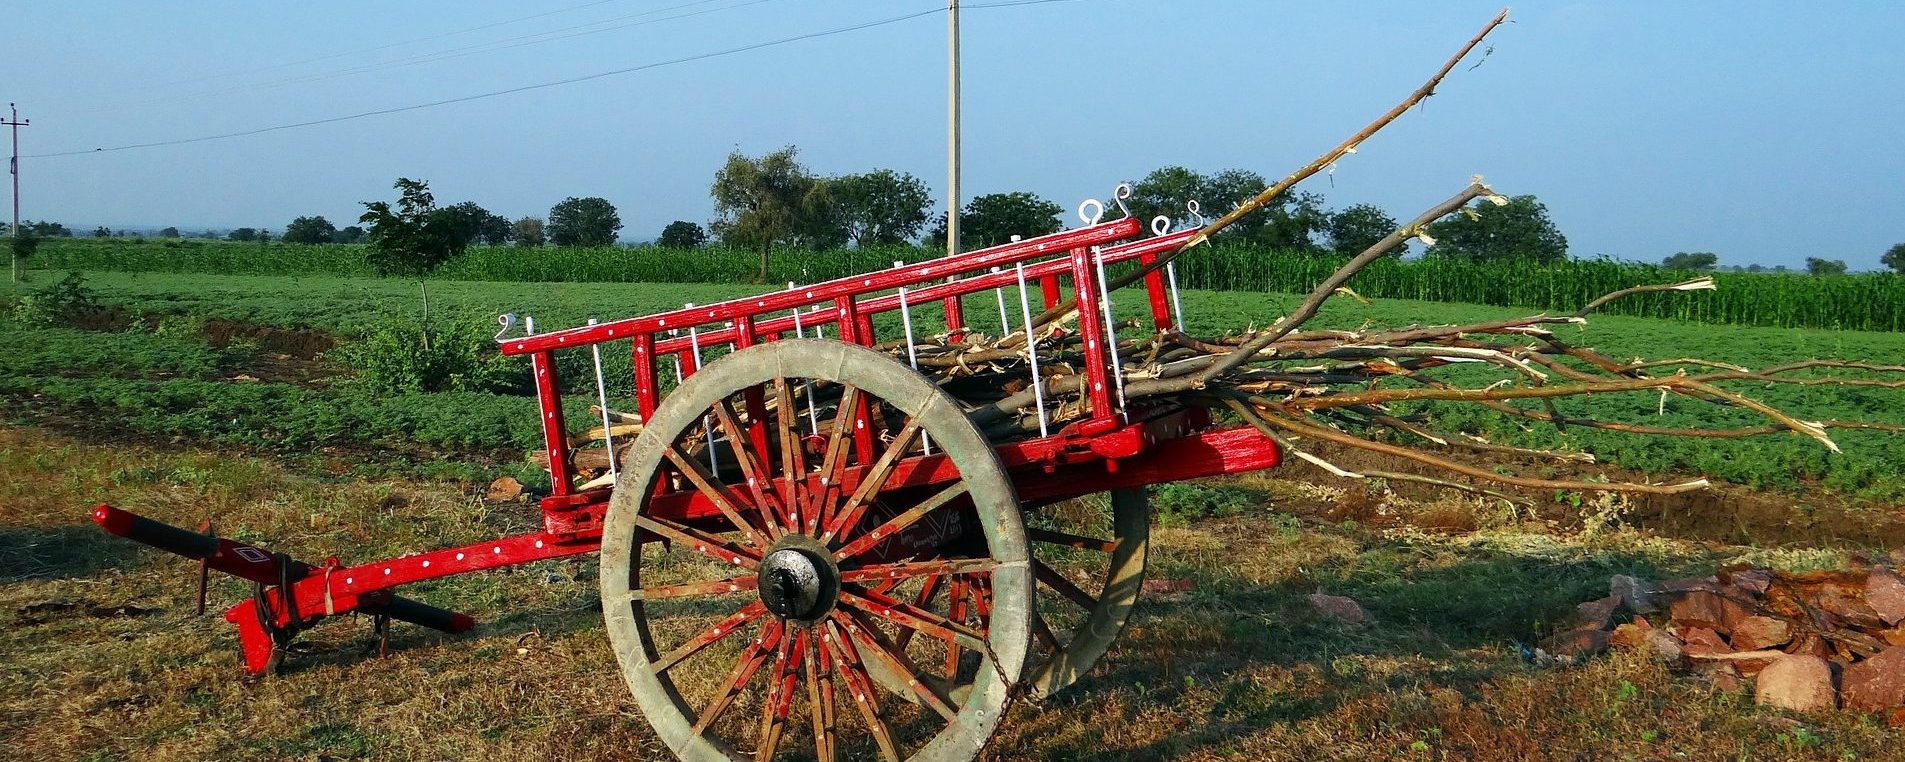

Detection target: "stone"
[1547, 626, 1611, 659]
[1754, 654, 1837, 712]
[1866, 567, 1905, 626]
[1610, 575, 1657, 614]
[1678, 626, 1731, 657]
[1789, 633, 1833, 660]
[1841, 647, 1905, 713]
[1730, 616, 1794, 651]
[1308, 593, 1372, 625]
[1658, 576, 1719, 594]
[1704, 663, 1746, 694]
[1879, 626, 1905, 647]
[1609, 621, 1652, 651]
[1720, 567, 1774, 596]
[1815, 583, 1887, 630]
[485, 476, 525, 502]
[1575, 595, 1623, 631]
[1670, 590, 1731, 631]
[1638, 629, 1687, 665]
[1690, 649, 1786, 677]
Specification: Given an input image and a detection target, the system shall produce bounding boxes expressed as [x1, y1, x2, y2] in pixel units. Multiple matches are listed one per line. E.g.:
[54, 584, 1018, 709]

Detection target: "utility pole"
[946, 0, 961, 256]
[4, 104, 26, 284]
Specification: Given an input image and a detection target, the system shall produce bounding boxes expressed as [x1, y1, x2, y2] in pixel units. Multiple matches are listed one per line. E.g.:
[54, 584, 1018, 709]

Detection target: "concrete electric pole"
[4, 103, 28, 285]
[946, 0, 961, 256]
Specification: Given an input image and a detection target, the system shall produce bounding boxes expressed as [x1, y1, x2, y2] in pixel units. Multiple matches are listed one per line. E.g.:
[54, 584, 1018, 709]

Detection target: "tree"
[1662, 251, 1719, 271]
[90, 226, 111, 238]
[511, 216, 545, 247]
[1324, 204, 1399, 256]
[1127, 166, 1277, 238]
[710, 147, 829, 281]
[1746, 263, 1766, 273]
[24, 221, 70, 237]
[335, 225, 366, 244]
[10, 227, 37, 283]
[440, 201, 512, 246]
[1424, 194, 1568, 263]
[1806, 257, 1848, 276]
[548, 197, 622, 246]
[227, 227, 259, 242]
[929, 192, 1064, 251]
[360, 178, 470, 333]
[827, 169, 932, 246]
[1883, 243, 1905, 275]
[158, 226, 180, 238]
[282, 215, 338, 244]
[658, 220, 708, 249]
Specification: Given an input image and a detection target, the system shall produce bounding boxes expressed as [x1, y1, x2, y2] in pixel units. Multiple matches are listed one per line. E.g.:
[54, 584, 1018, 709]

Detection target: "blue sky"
[6, 1, 1901, 269]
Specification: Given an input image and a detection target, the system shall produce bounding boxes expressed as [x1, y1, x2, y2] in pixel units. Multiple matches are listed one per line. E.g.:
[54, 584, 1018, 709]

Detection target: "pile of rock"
[1547, 562, 1905, 719]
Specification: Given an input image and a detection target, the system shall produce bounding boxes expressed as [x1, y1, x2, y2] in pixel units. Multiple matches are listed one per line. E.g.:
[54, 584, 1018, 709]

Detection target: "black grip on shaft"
[121, 513, 219, 560]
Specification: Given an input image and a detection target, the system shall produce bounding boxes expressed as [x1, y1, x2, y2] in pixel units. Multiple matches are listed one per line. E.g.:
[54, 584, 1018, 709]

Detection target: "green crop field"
[33, 237, 1905, 332]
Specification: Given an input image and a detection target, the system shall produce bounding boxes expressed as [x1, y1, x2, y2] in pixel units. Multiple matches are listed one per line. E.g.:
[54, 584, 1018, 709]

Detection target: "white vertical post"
[897, 285, 932, 455]
[1166, 261, 1186, 332]
[990, 265, 1011, 337]
[1013, 263, 1048, 438]
[586, 318, 618, 480]
[686, 303, 717, 476]
[1092, 247, 1128, 421]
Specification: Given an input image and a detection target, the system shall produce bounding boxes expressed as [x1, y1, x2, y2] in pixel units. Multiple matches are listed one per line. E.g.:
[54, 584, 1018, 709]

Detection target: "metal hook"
[1186, 199, 1207, 226]
[1077, 198, 1105, 226]
[1150, 215, 1172, 237]
[494, 313, 520, 341]
[1112, 183, 1132, 218]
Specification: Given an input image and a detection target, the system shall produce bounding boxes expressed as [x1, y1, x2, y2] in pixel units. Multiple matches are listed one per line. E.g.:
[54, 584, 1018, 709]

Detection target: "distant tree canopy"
[658, 220, 708, 249]
[1806, 257, 1848, 276]
[158, 226, 180, 238]
[335, 225, 366, 244]
[929, 192, 1064, 251]
[711, 146, 830, 281]
[1662, 251, 1719, 271]
[1323, 203, 1400, 256]
[1424, 194, 1568, 263]
[827, 169, 932, 246]
[91, 226, 111, 238]
[548, 197, 622, 247]
[18, 220, 71, 237]
[1883, 243, 1905, 275]
[511, 216, 545, 248]
[227, 227, 260, 242]
[359, 178, 467, 279]
[283, 215, 338, 244]
[441, 201, 512, 246]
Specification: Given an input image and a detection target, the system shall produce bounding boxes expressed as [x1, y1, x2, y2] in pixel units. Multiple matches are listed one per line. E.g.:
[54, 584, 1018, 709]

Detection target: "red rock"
[1547, 626, 1611, 659]
[1730, 616, 1794, 651]
[1720, 567, 1774, 595]
[1704, 663, 1746, 694]
[1789, 633, 1833, 659]
[1867, 567, 1905, 626]
[1575, 595, 1622, 631]
[1889, 707, 1905, 729]
[1610, 621, 1652, 650]
[1308, 593, 1372, 625]
[1754, 654, 1838, 712]
[485, 476, 525, 502]
[1690, 649, 1785, 677]
[1879, 626, 1905, 647]
[1841, 647, 1905, 712]
[1658, 576, 1719, 594]
[1635, 629, 1686, 665]
[1678, 626, 1731, 657]
[1815, 584, 1887, 630]
[1142, 578, 1194, 600]
[1670, 590, 1738, 631]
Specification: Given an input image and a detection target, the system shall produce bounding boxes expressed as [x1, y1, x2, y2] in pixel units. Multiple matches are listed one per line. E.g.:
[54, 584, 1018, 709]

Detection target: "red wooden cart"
[94, 198, 1282, 761]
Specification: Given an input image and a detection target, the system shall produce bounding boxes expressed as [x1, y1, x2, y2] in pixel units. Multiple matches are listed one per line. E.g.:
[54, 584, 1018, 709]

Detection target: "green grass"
[13, 268, 1905, 500]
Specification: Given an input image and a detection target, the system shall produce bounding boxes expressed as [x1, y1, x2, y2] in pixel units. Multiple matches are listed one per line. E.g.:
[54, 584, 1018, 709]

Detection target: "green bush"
[9, 272, 97, 327]
[332, 318, 529, 395]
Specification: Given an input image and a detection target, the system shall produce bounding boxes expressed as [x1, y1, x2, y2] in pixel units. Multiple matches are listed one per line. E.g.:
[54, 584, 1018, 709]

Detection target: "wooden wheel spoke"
[754, 629, 803, 761]
[657, 601, 769, 674]
[840, 587, 988, 653]
[835, 610, 959, 722]
[710, 397, 786, 537]
[635, 515, 759, 569]
[689, 618, 783, 737]
[665, 444, 771, 550]
[823, 620, 901, 762]
[1034, 559, 1100, 611]
[627, 574, 757, 602]
[772, 377, 807, 532]
[821, 415, 926, 542]
[831, 482, 970, 561]
[838, 557, 998, 585]
[1027, 526, 1119, 554]
[805, 627, 837, 762]
[893, 573, 944, 652]
[807, 385, 861, 532]
[1031, 611, 1061, 651]
[944, 578, 970, 675]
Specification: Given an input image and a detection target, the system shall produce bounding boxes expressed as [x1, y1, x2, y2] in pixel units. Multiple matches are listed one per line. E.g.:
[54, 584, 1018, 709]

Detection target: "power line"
[30, 0, 1092, 159]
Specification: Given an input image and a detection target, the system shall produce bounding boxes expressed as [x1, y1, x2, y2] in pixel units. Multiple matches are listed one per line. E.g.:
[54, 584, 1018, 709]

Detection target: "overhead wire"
[28, 0, 1095, 159]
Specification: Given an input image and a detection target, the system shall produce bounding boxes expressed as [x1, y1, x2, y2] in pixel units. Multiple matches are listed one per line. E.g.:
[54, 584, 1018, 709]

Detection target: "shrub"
[332, 318, 529, 395]
[9, 272, 96, 327]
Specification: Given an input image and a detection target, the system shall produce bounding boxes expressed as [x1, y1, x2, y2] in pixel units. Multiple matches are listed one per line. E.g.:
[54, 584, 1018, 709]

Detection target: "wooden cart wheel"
[1021, 487, 1148, 698]
[600, 338, 1031, 762]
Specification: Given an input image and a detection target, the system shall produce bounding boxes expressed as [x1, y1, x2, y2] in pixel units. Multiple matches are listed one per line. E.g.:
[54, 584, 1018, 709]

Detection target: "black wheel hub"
[757, 540, 839, 625]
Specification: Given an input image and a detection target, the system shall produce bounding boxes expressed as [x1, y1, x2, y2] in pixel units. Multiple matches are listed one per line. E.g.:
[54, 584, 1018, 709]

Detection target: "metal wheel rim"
[600, 338, 1031, 762]
[1024, 487, 1148, 699]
